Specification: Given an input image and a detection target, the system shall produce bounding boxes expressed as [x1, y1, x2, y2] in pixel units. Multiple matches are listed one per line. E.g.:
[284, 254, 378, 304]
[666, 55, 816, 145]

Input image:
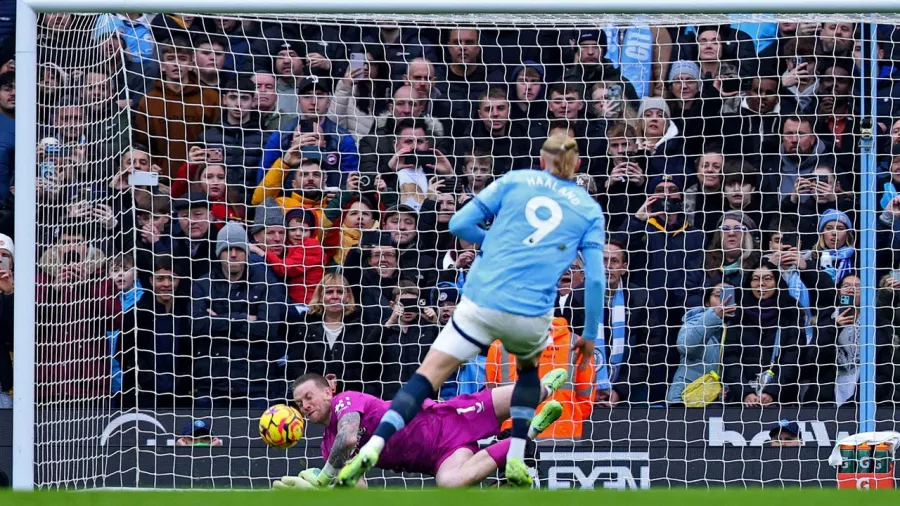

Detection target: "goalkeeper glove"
[274, 468, 327, 490]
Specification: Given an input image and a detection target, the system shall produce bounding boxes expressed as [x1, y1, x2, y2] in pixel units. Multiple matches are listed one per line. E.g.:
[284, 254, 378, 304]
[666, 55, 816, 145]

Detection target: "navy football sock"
[508, 365, 541, 461]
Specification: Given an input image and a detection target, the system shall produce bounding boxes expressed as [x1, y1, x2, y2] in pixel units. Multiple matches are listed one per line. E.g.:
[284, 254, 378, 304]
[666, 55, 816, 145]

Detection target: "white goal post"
[12, 0, 899, 492]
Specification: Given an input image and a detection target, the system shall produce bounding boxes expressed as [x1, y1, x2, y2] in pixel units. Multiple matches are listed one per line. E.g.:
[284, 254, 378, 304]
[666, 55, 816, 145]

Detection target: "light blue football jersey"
[461, 169, 606, 316]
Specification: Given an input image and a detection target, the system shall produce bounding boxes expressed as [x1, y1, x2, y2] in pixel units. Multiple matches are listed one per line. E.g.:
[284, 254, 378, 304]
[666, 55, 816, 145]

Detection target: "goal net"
[18, 10, 900, 489]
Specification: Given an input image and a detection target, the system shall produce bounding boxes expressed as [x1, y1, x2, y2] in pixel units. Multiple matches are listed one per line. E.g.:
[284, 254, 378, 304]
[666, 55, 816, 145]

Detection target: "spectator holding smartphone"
[760, 115, 827, 209]
[386, 118, 453, 210]
[721, 262, 803, 406]
[202, 77, 265, 190]
[667, 283, 736, 404]
[599, 122, 644, 230]
[779, 40, 818, 114]
[800, 273, 863, 405]
[261, 76, 359, 188]
[342, 241, 403, 326]
[328, 48, 390, 143]
[360, 280, 438, 399]
[781, 160, 855, 249]
[622, 173, 705, 314]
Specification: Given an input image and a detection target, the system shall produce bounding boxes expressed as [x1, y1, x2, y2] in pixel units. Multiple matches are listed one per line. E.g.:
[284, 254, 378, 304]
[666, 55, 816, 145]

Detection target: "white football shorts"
[431, 296, 554, 361]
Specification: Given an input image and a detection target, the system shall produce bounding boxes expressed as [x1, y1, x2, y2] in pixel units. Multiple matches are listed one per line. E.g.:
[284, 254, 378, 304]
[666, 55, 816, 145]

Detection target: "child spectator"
[250, 208, 324, 305]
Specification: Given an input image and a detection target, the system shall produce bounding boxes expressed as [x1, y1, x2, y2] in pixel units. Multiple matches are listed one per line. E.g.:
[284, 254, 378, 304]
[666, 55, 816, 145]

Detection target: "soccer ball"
[259, 404, 305, 449]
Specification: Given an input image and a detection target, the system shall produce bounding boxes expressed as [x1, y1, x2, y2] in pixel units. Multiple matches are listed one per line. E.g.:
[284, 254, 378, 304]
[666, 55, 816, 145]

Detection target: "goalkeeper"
[274, 370, 567, 489]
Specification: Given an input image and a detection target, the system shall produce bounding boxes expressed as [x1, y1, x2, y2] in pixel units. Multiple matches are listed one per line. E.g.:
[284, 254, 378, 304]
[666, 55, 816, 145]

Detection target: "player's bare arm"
[328, 412, 361, 469]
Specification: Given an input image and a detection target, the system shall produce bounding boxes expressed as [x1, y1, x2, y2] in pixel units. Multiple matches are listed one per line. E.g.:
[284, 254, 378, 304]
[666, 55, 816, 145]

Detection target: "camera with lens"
[357, 171, 377, 192]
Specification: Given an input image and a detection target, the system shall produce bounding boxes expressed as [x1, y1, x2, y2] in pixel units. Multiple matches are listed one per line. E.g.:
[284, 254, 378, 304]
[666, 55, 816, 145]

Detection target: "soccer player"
[338, 134, 607, 487]
[273, 370, 567, 489]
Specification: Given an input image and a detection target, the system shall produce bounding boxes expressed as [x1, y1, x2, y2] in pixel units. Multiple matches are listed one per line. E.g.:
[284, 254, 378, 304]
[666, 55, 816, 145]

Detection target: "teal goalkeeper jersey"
[461, 169, 606, 317]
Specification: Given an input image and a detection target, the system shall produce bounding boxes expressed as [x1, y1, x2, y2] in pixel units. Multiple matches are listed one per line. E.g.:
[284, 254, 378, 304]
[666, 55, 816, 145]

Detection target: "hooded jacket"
[132, 78, 220, 177]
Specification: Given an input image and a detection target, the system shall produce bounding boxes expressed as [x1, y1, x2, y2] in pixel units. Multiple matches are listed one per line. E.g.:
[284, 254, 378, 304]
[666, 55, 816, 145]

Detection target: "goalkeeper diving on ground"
[273, 370, 567, 489]
[335, 134, 607, 487]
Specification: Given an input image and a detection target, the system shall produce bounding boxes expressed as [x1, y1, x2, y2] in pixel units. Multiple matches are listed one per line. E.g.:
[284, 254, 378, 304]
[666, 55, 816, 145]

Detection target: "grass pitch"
[0, 489, 898, 505]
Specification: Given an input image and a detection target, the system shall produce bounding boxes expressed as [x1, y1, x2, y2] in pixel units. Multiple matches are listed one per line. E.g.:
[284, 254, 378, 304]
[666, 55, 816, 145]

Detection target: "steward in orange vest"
[485, 316, 595, 438]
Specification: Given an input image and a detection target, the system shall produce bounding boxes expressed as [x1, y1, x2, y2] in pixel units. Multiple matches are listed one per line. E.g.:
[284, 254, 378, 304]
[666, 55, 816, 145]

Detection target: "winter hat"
[285, 207, 317, 229]
[215, 221, 249, 257]
[637, 96, 671, 118]
[668, 60, 701, 82]
[383, 204, 418, 221]
[296, 75, 332, 95]
[172, 191, 210, 212]
[249, 197, 286, 235]
[0, 234, 13, 260]
[717, 211, 761, 247]
[648, 172, 685, 193]
[818, 208, 852, 233]
[431, 283, 461, 306]
[717, 211, 758, 232]
[577, 29, 608, 50]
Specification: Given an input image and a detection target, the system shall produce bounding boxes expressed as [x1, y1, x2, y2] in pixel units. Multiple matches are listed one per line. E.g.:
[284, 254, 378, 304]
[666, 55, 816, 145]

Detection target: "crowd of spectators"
[2, 15, 900, 421]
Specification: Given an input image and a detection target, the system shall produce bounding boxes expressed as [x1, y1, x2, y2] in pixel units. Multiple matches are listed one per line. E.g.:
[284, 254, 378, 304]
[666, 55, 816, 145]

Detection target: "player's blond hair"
[540, 134, 579, 180]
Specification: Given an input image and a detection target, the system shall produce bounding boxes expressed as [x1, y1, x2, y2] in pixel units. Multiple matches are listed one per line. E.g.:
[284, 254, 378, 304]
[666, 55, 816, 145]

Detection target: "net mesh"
[17, 12, 900, 488]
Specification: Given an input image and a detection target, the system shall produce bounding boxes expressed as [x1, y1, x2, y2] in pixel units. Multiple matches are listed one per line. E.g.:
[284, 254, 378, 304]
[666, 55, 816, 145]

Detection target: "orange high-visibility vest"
[485, 316, 595, 438]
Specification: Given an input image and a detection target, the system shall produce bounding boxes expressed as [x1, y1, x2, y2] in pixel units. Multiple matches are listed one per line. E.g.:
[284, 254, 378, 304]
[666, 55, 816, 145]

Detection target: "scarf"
[334, 226, 362, 266]
[741, 295, 780, 329]
[722, 259, 741, 277]
[785, 268, 814, 344]
[880, 181, 898, 210]
[119, 278, 144, 312]
[596, 286, 627, 391]
[819, 246, 855, 285]
[603, 26, 654, 98]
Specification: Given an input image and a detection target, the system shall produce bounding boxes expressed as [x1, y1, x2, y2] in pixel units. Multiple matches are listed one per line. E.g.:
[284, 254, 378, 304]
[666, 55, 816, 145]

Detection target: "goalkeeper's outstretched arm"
[320, 412, 361, 484]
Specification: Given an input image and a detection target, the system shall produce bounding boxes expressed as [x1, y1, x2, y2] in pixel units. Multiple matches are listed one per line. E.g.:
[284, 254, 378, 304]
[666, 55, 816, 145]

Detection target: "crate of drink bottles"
[829, 431, 900, 490]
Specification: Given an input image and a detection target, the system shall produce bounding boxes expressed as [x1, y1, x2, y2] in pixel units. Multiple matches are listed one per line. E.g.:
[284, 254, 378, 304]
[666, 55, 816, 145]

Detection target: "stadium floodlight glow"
[13, 0, 890, 492]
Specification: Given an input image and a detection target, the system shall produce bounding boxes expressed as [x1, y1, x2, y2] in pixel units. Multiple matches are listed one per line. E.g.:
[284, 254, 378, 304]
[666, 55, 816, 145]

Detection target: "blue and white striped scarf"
[596, 286, 627, 391]
[785, 268, 814, 344]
